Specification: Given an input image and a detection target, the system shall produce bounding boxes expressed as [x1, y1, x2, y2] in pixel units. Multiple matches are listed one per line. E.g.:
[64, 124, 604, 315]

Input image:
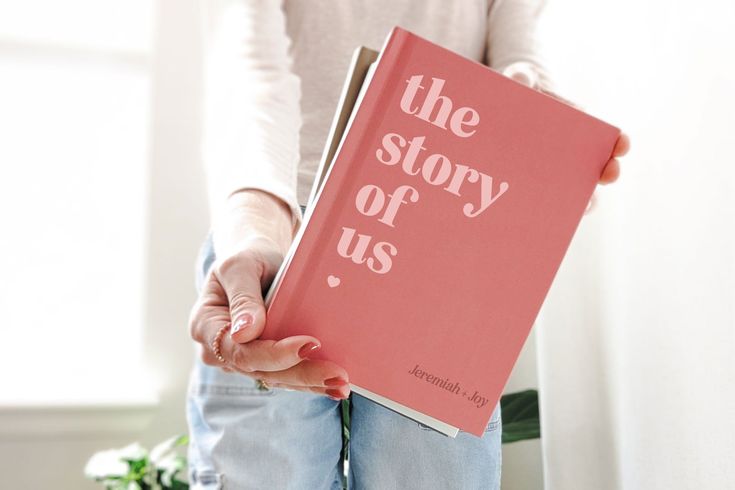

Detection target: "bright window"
[0, 1, 155, 404]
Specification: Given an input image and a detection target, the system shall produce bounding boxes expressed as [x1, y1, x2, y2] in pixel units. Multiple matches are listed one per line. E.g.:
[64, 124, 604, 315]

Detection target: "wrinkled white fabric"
[199, 0, 552, 233]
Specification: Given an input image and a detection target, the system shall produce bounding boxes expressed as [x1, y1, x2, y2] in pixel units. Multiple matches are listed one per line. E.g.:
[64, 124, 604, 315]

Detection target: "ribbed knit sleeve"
[485, 0, 557, 94]
[200, 0, 303, 235]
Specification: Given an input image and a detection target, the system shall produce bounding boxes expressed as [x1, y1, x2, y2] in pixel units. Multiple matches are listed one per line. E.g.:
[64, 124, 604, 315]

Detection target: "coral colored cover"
[261, 26, 621, 437]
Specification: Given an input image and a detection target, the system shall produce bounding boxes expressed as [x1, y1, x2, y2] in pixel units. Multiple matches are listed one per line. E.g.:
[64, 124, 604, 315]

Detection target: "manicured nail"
[326, 388, 348, 400]
[231, 313, 254, 336]
[298, 341, 321, 359]
[324, 376, 348, 387]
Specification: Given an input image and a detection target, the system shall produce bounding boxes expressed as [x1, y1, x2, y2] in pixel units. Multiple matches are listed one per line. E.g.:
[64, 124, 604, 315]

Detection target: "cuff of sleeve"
[209, 179, 304, 237]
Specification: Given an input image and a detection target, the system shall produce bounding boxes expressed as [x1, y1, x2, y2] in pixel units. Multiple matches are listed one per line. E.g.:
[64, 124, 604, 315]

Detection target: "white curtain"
[534, 0, 735, 488]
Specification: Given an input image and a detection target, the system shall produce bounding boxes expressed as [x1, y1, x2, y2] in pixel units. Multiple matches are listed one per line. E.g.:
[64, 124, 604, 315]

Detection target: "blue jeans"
[185, 206, 502, 489]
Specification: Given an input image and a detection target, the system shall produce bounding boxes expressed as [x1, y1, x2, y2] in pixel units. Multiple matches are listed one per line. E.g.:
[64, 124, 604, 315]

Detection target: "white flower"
[150, 435, 183, 464]
[117, 442, 148, 462]
[84, 448, 128, 479]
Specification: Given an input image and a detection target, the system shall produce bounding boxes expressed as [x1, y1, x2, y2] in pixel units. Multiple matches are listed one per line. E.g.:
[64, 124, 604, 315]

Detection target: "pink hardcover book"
[262, 26, 620, 437]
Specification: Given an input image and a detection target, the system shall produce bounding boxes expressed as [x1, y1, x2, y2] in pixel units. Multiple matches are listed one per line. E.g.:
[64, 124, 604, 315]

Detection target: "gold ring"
[256, 379, 271, 391]
[211, 323, 231, 363]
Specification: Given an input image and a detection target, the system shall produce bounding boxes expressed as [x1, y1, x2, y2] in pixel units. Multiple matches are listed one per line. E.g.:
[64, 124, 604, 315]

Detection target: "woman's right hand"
[188, 195, 351, 401]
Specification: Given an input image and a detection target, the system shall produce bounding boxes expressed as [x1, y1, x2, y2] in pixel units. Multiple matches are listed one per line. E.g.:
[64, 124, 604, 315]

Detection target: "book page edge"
[350, 383, 460, 438]
[264, 49, 379, 308]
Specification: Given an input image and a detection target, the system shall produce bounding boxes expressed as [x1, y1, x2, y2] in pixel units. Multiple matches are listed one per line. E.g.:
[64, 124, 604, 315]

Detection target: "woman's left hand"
[535, 85, 630, 214]
[538, 84, 631, 186]
[505, 66, 631, 214]
[596, 131, 629, 185]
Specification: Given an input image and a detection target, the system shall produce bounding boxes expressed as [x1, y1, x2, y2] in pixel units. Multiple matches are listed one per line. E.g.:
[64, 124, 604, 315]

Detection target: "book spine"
[263, 28, 412, 331]
[324, 27, 413, 214]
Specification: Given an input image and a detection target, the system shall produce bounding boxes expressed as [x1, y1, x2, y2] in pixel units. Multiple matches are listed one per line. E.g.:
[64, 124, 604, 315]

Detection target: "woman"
[186, 1, 630, 488]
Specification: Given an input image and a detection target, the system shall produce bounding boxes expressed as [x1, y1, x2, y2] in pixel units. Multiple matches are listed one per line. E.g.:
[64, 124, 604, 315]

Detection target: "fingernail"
[231, 313, 254, 336]
[326, 388, 348, 400]
[324, 376, 349, 387]
[298, 341, 321, 359]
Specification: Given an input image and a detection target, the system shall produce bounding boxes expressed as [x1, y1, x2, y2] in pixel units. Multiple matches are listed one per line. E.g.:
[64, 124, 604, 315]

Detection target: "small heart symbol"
[327, 275, 341, 288]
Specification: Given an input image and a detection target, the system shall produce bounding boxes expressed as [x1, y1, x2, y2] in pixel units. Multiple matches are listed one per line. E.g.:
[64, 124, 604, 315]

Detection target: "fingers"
[215, 331, 351, 398]
[509, 70, 533, 87]
[599, 158, 621, 184]
[597, 133, 627, 186]
[194, 320, 231, 367]
[613, 132, 630, 157]
[218, 333, 323, 373]
[212, 242, 284, 344]
[213, 250, 269, 343]
[189, 272, 232, 367]
[247, 358, 350, 393]
[195, 329, 350, 400]
[206, 329, 351, 398]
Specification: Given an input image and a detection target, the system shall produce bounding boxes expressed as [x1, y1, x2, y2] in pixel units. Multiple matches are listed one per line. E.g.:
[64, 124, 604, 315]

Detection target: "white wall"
[535, 1, 735, 488]
[0, 1, 208, 488]
[138, 0, 207, 447]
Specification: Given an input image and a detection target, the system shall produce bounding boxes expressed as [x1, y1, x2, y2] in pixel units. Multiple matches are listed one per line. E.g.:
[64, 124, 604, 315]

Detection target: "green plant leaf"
[169, 479, 189, 490]
[499, 389, 541, 444]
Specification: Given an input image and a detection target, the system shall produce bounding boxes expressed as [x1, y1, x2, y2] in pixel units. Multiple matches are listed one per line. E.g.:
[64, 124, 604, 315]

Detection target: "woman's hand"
[574, 127, 629, 214]
[535, 85, 630, 214]
[505, 66, 631, 214]
[188, 191, 351, 401]
[596, 131, 629, 185]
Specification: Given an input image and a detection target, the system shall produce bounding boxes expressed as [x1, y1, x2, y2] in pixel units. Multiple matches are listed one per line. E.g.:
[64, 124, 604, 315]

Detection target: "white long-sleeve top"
[200, 0, 555, 235]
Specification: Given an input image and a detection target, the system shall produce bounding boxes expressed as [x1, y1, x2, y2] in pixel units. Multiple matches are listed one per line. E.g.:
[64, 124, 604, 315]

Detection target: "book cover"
[262, 26, 621, 437]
